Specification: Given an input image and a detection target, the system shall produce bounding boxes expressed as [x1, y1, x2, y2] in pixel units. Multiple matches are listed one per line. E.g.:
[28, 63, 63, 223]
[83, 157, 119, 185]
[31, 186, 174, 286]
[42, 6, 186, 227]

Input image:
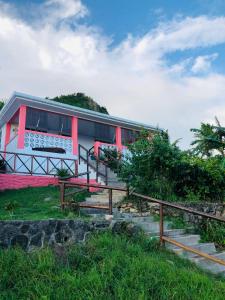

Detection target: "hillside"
[50, 93, 109, 114]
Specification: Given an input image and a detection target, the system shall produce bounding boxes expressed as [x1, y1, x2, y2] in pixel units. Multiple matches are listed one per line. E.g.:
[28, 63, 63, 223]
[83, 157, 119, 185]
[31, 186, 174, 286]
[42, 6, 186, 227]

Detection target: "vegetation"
[0, 186, 90, 220]
[191, 117, 225, 157]
[56, 168, 71, 179]
[0, 100, 4, 111]
[119, 130, 225, 202]
[0, 232, 224, 300]
[50, 93, 108, 114]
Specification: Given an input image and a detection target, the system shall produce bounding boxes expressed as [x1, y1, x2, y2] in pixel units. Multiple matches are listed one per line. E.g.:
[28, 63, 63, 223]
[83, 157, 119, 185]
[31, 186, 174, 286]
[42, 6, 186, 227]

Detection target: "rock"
[11, 235, 28, 250]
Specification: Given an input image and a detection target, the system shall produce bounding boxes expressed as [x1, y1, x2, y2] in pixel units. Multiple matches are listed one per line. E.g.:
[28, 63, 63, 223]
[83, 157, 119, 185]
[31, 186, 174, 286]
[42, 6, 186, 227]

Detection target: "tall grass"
[0, 232, 225, 299]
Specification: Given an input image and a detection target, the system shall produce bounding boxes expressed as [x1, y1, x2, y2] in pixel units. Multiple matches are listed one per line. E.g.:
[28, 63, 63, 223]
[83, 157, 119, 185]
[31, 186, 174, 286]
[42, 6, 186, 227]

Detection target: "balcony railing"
[0, 150, 78, 176]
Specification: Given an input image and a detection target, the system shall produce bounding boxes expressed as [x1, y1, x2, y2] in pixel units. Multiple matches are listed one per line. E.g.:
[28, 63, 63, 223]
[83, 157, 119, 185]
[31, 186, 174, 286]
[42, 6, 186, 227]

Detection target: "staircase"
[78, 144, 125, 188]
[117, 214, 225, 276]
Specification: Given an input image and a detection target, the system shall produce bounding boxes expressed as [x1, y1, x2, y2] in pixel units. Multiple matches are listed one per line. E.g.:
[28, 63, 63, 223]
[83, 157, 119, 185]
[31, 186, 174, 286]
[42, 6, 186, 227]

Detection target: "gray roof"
[0, 91, 163, 132]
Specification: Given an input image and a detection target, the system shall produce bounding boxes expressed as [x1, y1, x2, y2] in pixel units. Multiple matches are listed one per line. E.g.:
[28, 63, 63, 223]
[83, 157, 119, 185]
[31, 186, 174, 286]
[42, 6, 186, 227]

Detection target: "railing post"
[126, 184, 129, 198]
[105, 165, 108, 185]
[96, 158, 99, 182]
[60, 182, 65, 210]
[109, 188, 112, 215]
[87, 151, 90, 192]
[159, 204, 164, 246]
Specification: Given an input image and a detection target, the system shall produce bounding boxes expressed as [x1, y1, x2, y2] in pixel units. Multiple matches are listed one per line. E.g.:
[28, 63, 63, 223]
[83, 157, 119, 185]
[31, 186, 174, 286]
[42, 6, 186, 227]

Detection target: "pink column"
[116, 127, 122, 152]
[72, 116, 78, 155]
[17, 106, 27, 149]
[4, 122, 11, 152]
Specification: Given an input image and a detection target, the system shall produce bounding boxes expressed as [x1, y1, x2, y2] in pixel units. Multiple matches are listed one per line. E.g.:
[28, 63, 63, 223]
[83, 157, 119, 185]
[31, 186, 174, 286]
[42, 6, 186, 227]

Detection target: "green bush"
[119, 131, 225, 202]
[56, 168, 71, 179]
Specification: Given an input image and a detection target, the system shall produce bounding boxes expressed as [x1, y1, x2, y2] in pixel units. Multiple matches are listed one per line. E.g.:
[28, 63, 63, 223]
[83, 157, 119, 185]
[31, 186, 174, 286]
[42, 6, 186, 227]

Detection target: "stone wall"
[149, 202, 225, 225]
[0, 219, 110, 251]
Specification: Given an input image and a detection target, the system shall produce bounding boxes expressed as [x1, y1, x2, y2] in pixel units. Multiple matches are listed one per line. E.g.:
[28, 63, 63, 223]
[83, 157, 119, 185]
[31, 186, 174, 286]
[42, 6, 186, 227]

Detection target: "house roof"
[0, 91, 163, 132]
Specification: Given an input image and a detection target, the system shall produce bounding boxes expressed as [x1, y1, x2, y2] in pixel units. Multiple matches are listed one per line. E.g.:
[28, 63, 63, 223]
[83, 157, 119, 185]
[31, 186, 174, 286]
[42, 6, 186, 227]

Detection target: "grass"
[0, 186, 90, 220]
[0, 232, 225, 300]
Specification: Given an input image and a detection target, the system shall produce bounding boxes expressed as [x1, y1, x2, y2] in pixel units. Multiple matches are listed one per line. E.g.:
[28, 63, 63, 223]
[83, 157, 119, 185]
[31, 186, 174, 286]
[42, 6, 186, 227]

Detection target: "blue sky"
[1, 0, 225, 147]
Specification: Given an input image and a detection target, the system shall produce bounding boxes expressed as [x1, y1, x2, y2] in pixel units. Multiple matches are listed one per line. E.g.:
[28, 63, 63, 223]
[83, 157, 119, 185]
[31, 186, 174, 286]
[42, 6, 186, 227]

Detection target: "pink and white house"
[0, 92, 160, 190]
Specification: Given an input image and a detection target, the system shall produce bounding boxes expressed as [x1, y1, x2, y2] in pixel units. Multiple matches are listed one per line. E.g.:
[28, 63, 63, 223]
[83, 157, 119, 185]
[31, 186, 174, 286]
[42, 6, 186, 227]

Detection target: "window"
[78, 119, 116, 144]
[121, 128, 139, 145]
[26, 108, 72, 137]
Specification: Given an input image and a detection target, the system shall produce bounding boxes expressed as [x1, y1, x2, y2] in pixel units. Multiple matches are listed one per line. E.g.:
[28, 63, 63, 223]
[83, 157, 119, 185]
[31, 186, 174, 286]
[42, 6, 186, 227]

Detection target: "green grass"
[0, 232, 225, 300]
[0, 186, 90, 220]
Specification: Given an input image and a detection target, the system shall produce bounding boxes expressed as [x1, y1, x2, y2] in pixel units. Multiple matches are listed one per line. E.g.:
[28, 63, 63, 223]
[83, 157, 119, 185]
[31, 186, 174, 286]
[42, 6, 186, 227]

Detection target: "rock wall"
[0, 219, 110, 251]
[149, 202, 225, 225]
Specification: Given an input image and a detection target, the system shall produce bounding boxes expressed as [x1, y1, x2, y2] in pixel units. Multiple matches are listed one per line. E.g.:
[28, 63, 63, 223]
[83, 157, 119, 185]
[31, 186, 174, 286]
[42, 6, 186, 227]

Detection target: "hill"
[50, 93, 109, 114]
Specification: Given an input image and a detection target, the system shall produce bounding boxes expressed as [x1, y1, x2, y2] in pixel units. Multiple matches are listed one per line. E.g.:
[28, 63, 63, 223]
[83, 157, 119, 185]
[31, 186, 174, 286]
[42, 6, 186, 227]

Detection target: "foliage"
[191, 117, 225, 157]
[56, 168, 71, 179]
[50, 93, 108, 114]
[0, 186, 89, 220]
[0, 101, 4, 111]
[198, 220, 225, 250]
[99, 148, 122, 173]
[0, 232, 225, 299]
[4, 201, 19, 212]
[119, 131, 225, 202]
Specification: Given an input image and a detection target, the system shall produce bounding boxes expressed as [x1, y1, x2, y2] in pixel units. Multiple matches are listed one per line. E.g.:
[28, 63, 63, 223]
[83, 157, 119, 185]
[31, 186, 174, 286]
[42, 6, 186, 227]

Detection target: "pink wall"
[17, 106, 27, 149]
[0, 174, 100, 192]
[4, 123, 11, 152]
[72, 116, 78, 155]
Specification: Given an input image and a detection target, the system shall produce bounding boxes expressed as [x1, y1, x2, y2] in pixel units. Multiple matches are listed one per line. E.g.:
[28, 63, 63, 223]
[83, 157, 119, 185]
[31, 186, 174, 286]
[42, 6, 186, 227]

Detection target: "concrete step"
[172, 243, 217, 258]
[131, 216, 155, 223]
[145, 229, 186, 238]
[165, 235, 200, 249]
[139, 221, 170, 232]
[191, 252, 225, 274]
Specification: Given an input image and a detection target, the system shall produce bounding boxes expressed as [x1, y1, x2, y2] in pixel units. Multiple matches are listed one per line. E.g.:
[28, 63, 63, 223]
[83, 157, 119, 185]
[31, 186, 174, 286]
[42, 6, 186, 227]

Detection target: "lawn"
[0, 186, 90, 220]
[0, 232, 225, 300]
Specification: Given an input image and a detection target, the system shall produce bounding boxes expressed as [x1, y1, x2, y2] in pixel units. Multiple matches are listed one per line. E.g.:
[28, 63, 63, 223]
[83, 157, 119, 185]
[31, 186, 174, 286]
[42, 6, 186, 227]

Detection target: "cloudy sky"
[1, 0, 225, 147]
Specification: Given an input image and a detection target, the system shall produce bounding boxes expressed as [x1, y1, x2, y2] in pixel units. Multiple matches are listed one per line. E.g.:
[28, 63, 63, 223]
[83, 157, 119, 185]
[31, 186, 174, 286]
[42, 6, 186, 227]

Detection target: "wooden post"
[60, 183, 65, 210]
[159, 204, 164, 246]
[109, 189, 112, 215]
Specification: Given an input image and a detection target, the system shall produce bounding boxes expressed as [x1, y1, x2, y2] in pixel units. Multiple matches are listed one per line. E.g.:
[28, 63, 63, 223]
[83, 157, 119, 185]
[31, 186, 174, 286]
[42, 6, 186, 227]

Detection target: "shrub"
[56, 168, 70, 179]
[119, 131, 225, 202]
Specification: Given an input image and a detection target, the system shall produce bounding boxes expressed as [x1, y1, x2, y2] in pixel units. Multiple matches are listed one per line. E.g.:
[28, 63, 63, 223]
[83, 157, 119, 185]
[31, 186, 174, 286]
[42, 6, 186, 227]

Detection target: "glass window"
[26, 108, 72, 136]
[121, 128, 139, 145]
[78, 119, 116, 144]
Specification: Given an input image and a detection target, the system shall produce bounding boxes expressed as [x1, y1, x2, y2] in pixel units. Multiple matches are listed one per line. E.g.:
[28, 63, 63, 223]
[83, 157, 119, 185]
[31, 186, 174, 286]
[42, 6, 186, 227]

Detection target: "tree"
[50, 93, 109, 114]
[0, 101, 4, 111]
[191, 117, 225, 157]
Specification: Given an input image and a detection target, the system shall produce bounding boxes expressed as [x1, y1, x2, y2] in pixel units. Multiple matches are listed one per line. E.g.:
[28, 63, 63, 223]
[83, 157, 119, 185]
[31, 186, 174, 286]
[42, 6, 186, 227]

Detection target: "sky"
[1, 0, 225, 148]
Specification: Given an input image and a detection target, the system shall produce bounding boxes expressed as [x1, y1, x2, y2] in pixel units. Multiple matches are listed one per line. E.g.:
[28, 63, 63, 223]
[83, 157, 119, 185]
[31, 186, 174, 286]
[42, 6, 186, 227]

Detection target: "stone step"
[165, 235, 200, 249]
[131, 216, 155, 223]
[191, 252, 225, 274]
[172, 243, 217, 258]
[139, 221, 170, 232]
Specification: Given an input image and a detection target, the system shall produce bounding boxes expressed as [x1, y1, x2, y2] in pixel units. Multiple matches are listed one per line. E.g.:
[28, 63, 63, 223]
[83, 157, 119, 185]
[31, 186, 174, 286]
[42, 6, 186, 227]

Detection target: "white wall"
[0, 125, 6, 151]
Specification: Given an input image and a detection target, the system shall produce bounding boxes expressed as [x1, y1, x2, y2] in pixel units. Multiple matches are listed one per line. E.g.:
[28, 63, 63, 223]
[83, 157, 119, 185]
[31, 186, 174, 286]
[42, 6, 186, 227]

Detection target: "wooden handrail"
[59, 181, 225, 267]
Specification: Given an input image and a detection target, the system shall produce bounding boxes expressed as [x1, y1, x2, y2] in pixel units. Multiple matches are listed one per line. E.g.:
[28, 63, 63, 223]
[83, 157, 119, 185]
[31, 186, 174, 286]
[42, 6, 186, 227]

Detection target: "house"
[0, 92, 161, 190]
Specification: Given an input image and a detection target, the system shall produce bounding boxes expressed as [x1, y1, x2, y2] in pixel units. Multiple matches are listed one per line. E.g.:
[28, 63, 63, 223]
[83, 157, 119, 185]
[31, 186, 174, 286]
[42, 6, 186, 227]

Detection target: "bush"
[56, 168, 71, 179]
[119, 131, 225, 202]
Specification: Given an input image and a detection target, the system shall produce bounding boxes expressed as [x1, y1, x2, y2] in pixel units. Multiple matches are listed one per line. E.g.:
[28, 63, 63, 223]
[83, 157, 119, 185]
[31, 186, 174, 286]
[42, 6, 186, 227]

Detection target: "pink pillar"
[4, 122, 11, 152]
[72, 116, 78, 155]
[17, 106, 27, 149]
[116, 127, 122, 151]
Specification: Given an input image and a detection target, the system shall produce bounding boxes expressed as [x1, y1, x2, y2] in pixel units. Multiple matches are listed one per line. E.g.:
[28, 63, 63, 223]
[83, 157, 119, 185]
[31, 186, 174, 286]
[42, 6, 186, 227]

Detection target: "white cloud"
[44, 0, 88, 22]
[191, 53, 218, 73]
[1, 2, 225, 148]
